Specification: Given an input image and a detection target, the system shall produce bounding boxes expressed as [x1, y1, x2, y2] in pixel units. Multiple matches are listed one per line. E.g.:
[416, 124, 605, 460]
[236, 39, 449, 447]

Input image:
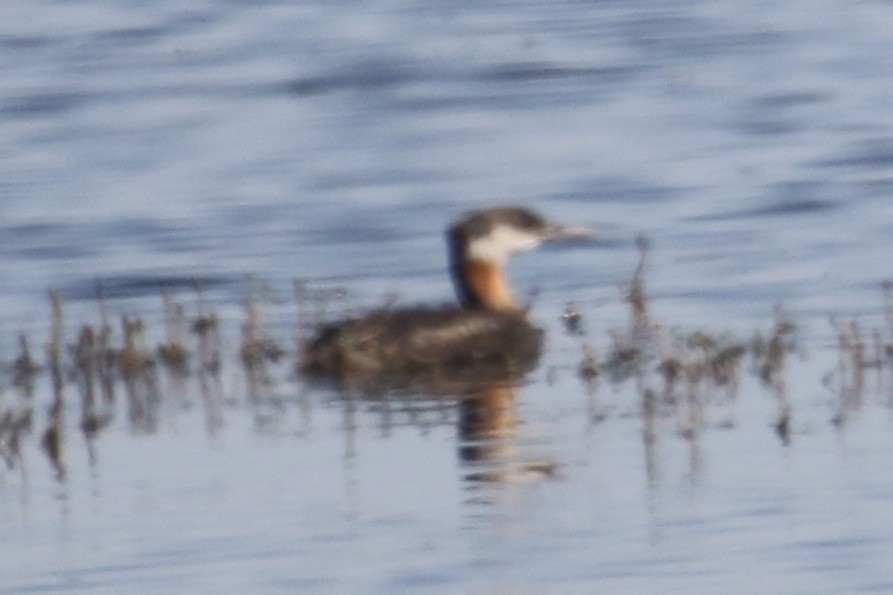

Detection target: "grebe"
[300, 207, 590, 388]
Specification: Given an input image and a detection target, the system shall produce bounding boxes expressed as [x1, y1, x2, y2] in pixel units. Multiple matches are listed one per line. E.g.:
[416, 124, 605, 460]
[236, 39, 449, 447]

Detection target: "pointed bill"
[541, 223, 594, 243]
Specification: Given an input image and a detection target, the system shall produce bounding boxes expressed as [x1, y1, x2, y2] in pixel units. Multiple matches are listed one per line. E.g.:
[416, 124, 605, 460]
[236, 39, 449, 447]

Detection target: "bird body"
[301, 306, 542, 384]
[300, 207, 589, 389]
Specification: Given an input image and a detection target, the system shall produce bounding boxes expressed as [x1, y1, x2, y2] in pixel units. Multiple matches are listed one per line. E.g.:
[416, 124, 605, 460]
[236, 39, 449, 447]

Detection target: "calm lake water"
[4, 0, 893, 592]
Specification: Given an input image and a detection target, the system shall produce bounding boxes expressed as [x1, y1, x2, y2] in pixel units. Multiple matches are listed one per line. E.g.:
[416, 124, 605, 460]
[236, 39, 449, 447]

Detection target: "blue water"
[3, 0, 893, 592]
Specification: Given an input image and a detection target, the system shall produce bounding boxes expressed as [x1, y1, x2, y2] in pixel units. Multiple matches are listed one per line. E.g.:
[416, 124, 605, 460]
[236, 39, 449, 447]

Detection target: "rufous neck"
[452, 259, 517, 311]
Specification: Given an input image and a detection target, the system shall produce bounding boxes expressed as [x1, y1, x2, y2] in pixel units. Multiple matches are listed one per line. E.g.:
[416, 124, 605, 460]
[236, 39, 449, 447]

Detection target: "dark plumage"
[301, 306, 543, 386]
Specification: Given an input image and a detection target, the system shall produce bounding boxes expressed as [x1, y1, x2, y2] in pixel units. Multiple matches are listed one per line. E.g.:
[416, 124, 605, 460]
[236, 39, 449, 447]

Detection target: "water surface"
[3, 0, 893, 592]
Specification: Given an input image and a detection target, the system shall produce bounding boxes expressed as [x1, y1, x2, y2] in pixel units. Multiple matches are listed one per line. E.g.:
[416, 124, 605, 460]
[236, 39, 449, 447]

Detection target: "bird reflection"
[326, 376, 560, 490]
[458, 382, 559, 486]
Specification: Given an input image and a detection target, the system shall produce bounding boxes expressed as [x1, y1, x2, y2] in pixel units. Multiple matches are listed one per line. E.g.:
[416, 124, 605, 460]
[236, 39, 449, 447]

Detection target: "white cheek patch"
[466, 224, 543, 264]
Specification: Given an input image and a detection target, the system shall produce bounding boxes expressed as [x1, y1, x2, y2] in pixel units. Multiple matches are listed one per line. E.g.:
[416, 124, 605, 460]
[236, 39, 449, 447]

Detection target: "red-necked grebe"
[300, 207, 591, 387]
